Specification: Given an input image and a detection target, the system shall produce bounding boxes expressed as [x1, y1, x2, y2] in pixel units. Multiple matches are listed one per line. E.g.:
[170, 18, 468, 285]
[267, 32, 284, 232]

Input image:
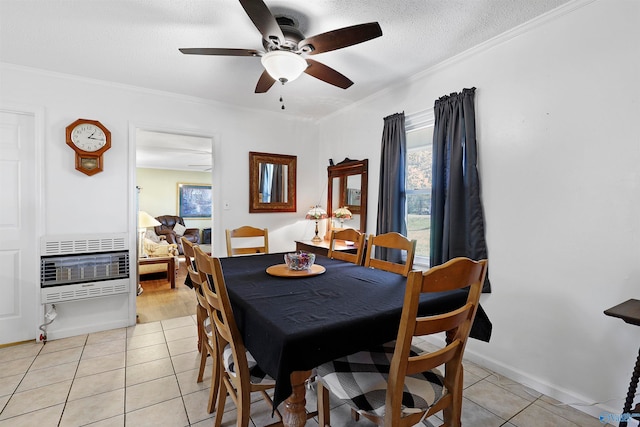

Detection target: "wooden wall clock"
[65, 118, 111, 176]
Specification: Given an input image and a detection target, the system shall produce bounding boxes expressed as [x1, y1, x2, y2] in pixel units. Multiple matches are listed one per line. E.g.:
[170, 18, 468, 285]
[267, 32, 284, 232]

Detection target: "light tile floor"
[0, 315, 607, 427]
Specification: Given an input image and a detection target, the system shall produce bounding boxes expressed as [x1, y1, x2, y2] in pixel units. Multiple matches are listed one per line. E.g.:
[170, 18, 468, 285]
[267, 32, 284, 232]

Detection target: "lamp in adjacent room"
[138, 211, 161, 258]
[333, 206, 353, 228]
[305, 205, 328, 243]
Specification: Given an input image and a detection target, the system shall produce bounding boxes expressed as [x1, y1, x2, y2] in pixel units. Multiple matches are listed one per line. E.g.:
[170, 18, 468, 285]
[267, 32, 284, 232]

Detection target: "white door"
[0, 110, 38, 344]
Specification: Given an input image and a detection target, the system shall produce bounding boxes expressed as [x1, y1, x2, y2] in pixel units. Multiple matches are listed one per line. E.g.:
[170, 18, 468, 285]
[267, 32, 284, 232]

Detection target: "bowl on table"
[284, 252, 316, 271]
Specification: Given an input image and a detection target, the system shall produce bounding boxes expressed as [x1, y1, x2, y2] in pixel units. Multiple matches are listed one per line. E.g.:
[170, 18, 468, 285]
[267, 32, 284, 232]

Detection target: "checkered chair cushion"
[203, 317, 212, 335]
[317, 341, 445, 418]
[222, 344, 275, 385]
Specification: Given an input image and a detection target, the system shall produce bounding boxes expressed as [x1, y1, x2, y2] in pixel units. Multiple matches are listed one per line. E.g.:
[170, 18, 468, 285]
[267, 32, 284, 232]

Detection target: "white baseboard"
[423, 336, 639, 426]
[38, 319, 130, 342]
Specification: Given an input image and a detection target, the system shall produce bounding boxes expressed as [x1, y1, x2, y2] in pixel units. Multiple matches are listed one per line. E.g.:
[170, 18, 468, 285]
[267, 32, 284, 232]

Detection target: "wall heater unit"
[40, 234, 130, 304]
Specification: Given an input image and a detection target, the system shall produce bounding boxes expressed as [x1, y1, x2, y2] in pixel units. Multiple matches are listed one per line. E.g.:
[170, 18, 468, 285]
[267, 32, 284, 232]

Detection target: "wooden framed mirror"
[327, 158, 368, 235]
[249, 151, 297, 213]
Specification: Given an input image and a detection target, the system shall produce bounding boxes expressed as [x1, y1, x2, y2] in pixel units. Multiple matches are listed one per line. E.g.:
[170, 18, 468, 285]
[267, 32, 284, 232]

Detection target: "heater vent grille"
[40, 234, 130, 304]
[41, 279, 130, 304]
[42, 234, 128, 256]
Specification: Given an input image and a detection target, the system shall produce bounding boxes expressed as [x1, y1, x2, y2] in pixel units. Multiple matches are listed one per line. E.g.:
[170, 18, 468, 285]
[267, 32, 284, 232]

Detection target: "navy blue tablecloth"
[219, 253, 490, 409]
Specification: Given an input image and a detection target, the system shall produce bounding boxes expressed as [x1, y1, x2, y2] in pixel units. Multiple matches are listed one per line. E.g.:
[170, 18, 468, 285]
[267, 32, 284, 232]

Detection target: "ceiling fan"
[179, 0, 382, 93]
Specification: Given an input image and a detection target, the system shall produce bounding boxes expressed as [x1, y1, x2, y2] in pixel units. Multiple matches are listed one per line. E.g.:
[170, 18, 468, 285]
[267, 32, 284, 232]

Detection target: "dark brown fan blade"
[255, 70, 276, 93]
[179, 48, 261, 56]
[238, 0, 284, 45]
[298, 22, 382, 55]
[304, 59, 353, 89]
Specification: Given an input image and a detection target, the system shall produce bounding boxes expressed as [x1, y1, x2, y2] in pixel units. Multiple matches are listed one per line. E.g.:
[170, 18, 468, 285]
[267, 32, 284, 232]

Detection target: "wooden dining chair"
[188, 245, 219, 414]
[195, 250, 283, 427]
[327, 228, 366, 265]
[317, 257, 488, 427]
[181, 237, 204, 352]
[225, 226, 269, 257]
[364, 232, 417, 277]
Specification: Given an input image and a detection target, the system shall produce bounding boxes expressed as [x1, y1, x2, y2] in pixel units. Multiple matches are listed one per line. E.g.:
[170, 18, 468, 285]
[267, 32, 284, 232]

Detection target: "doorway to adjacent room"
[134, 128, 214, 323]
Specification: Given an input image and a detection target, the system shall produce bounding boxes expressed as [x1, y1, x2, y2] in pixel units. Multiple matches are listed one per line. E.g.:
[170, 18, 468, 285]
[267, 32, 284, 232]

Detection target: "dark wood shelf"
[604, 299, 640, 326]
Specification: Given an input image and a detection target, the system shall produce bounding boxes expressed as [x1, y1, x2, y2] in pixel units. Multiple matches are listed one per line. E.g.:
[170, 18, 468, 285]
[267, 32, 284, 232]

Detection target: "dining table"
[218, 252, 491, 427]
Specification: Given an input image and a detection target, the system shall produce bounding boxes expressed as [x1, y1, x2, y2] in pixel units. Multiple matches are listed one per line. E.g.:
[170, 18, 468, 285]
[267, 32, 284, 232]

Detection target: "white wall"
[0, 64, 321, 339]
[318, 0, 640, 419]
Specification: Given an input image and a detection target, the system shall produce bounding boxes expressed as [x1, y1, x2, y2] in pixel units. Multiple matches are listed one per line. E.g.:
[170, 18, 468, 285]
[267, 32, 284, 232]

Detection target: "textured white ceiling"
[1, 0, 571, 120]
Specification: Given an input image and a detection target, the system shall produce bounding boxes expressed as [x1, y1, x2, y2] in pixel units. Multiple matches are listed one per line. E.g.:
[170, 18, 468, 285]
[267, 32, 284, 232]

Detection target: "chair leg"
[238, 387, 252, 427]
[317, 381, 331, 427]
[443, 370, 464, 427]
[197, 343, 207, 383]
[207, 350, 220, 413]
[214, 380, 227, 427]
[351, 408, 360, 421]
[195, 305, 203, 353]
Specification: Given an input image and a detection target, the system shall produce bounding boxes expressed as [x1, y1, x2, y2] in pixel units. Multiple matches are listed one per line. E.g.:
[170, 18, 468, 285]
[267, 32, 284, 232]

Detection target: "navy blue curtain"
[430, 88, 491, 293]
[271, 164, 283, 202]
[375, 112, 407, 262]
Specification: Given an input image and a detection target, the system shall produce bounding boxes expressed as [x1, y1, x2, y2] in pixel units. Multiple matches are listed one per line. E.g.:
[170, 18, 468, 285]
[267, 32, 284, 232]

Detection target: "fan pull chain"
[279, 84, 286, 110]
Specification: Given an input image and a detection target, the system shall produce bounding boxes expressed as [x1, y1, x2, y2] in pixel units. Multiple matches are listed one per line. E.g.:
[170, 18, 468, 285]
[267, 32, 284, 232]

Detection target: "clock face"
[70, 123, 107, 152]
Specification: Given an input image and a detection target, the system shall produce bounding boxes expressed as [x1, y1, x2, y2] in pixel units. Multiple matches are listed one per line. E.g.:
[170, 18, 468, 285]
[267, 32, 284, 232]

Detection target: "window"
[405, 112, 434, 266]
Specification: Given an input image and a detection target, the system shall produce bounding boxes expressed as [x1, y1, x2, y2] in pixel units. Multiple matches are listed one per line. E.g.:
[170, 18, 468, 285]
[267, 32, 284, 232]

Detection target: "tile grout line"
[56, 334, 88, 427]
[0, 341, 46, 421]
[163, 319, 194, 426]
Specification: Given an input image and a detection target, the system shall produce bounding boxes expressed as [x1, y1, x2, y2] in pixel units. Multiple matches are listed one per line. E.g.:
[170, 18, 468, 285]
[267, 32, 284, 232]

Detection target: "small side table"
[139, 256, 176, 289]
[604, 299, 640, 426]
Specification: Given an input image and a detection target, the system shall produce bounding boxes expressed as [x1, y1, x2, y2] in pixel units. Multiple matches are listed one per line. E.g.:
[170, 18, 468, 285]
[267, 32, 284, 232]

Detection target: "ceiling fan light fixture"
[261, 51, 307, 83]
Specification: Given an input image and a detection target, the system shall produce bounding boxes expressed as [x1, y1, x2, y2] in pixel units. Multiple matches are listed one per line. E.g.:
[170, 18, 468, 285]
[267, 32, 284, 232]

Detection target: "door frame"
[0, 102, 45, 342]
[128, 121, 219, 324]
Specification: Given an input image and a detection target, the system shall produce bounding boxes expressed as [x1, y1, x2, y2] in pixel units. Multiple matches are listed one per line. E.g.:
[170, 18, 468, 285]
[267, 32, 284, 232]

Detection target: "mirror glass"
[250, 152, 296, 213]
[327, 158, 368, 234]
[344, 174, 362, 214]
[258, 162, 288, 203]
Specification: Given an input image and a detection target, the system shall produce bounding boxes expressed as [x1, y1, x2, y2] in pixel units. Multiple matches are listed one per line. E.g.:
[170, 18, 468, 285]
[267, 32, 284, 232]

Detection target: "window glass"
[406, 125, 433, 265]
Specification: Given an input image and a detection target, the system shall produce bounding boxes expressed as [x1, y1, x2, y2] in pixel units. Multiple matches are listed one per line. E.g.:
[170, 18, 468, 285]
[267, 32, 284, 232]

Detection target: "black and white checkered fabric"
[223, 344, 275, 385]
[317, 341, 445, 418]
[203, 317, 212, 335]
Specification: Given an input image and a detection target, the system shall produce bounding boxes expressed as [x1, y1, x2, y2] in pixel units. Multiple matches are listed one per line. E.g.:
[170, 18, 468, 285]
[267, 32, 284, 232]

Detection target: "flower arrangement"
[284, 251, 316, 271]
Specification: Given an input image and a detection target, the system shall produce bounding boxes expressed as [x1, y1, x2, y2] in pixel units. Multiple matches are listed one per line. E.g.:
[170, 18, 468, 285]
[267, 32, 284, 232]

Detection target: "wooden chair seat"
[317, 341, 444, 418]
[221, 344, 275, 385]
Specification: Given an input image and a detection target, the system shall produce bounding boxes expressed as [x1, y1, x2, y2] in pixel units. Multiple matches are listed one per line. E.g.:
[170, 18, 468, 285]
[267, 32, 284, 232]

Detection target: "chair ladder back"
[364, 232, 417, 277]
[328, 229, 365, 265]
[406, 340, 462, 376]
[188, 245, 220, 413]
[181, 237, 197, 268]
[195, 250, 251, 379]
[384, 257, 488, 426]
[195, 250, 282, 427]
[225, 226, 269, 257]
